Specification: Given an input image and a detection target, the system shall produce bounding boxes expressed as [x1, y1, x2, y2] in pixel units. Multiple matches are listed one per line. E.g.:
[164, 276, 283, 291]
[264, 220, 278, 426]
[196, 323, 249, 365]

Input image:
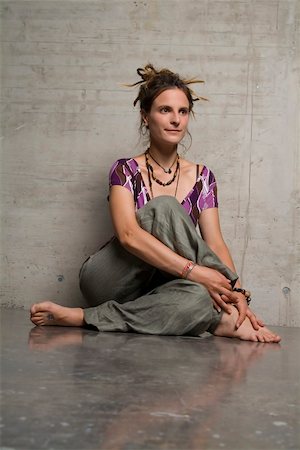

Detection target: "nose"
[170, 113, 180, 126]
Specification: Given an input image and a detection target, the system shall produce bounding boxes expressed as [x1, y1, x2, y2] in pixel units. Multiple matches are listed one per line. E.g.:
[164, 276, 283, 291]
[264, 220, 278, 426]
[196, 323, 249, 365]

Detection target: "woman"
[30, 64, 281, 343]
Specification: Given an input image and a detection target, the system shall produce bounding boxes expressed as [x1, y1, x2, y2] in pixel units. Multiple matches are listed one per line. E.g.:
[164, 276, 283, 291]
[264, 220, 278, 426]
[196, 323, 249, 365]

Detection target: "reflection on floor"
[1, 308, 299, 450]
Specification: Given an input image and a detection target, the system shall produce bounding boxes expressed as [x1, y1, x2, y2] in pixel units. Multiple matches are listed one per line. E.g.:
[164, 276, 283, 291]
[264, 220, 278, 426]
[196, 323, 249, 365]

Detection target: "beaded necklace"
[145, 150, 180, 199]
[147, 149, 178, 174]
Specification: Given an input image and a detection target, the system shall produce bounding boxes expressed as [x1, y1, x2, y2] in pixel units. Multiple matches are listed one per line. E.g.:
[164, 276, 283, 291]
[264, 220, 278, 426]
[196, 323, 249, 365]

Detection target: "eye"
[179, 108, 189, 115]
[160, 106, 170, 113]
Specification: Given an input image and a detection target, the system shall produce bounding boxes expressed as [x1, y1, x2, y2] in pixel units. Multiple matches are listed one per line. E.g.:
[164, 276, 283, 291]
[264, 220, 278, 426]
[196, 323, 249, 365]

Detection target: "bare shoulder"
[132, 153, 146, 163]
[130, 153, 148, 172]
[180, 157, 204, 176]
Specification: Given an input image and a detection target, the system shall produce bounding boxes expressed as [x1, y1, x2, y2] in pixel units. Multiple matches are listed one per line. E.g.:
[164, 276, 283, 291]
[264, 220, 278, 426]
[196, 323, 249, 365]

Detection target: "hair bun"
[137, 64, 158, 82]
[124, 63, 208, 108]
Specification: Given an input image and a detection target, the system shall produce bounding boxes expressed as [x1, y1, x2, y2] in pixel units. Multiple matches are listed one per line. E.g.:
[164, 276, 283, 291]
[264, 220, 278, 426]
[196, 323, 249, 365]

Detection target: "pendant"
[146, 149, 177, 175]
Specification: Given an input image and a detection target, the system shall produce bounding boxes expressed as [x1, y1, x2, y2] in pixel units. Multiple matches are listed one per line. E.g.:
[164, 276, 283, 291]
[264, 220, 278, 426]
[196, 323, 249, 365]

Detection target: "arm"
[199, 207, 263, 329]
[109, 185, 238, 304]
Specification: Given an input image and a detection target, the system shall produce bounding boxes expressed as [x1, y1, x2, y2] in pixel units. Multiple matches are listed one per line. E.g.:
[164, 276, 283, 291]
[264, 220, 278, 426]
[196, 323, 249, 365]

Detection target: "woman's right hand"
[191, 266, 238, 314]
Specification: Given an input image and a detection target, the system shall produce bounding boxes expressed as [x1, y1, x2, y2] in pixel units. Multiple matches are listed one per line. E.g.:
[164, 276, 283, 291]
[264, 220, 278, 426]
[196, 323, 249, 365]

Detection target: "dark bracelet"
[233, 288, 252, 305]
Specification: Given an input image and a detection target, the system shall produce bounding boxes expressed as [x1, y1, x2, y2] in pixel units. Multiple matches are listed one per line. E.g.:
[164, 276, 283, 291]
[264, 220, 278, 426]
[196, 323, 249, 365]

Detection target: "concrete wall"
[1, 0, 299, 326]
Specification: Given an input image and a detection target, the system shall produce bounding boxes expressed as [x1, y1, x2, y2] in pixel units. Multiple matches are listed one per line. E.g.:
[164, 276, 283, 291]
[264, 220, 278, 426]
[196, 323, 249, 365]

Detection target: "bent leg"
[136, 196, 238, 284]
[79, 237, 157, 307]
[83, 279, 221, 336]
[80, 196, 237, 308]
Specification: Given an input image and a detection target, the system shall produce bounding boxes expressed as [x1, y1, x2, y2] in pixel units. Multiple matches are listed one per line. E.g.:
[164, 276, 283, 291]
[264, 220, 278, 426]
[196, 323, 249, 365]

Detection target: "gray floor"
[1, 309, 299, 450]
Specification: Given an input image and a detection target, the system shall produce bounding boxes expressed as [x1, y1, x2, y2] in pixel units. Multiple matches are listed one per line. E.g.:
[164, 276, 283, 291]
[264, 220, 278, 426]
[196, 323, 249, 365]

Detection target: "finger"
[215, 274, 232, 286]
[218, 292, 240, 304]
[235, 301, 248, 328]
[212, 299, 221, 313]
[254, 313, 265, 327]
[224, 278, 233, 287]
[211, 296, 222, 313]
[247, 310, 260, 330]
[257, 318, 265, 327]
[215, 287, 235, 303]
[213, 293, 232, 314]
[224, 287, 241, 302]
[220, 294, 230, 303]
[247, 308, 265, 328]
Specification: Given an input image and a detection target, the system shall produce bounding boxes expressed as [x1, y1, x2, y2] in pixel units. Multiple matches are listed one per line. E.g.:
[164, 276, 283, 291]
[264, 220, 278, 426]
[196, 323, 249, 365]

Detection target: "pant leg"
[84, 278, 221, 336]
[79, 237, 157, 307]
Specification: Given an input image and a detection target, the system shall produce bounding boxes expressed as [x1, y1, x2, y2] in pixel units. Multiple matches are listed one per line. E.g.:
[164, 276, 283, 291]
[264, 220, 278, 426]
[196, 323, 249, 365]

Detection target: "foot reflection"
[28, 326, 87, 351]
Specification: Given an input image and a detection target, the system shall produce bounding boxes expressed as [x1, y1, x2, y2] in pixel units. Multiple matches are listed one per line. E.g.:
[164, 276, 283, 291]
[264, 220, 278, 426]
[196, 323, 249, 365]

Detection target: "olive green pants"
[79, 196, 238, 336]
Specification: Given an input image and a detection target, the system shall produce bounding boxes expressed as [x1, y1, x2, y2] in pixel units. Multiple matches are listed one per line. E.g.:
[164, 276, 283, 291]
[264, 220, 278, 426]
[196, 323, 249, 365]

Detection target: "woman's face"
[143, 88, 190, 148]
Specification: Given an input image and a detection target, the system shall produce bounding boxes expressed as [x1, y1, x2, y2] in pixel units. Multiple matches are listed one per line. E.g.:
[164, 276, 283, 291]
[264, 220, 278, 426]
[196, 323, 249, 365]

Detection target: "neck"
[148, 143, 178, 166]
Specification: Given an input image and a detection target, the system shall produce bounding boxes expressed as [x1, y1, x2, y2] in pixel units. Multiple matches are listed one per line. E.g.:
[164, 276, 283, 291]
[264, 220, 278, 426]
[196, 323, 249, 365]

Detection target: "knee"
[79, 256, 102, 307]
[136, 197, 193, 240]
[137, 196, 184, 222]
[79, 257, 89, 291]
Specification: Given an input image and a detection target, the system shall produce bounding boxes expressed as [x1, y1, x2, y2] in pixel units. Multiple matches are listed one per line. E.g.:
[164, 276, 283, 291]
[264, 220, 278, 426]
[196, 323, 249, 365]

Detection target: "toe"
[30, 304, 38, 314]
[257, 333, 266, 343]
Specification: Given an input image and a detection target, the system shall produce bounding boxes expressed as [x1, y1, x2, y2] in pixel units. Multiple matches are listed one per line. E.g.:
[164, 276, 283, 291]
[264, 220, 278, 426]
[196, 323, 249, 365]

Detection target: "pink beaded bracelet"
[181, 261, 196, 279]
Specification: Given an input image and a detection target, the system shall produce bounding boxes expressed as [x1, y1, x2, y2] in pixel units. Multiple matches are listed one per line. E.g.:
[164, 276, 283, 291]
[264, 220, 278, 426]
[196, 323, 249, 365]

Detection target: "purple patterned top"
[109, 158, 218, 226]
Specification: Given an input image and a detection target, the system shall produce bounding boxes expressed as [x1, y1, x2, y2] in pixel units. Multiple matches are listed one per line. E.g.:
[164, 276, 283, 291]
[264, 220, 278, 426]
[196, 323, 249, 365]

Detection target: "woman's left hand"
[219, 293, 265, 330]
[218, 292, 248, 329]
[231, 292, 248, 329]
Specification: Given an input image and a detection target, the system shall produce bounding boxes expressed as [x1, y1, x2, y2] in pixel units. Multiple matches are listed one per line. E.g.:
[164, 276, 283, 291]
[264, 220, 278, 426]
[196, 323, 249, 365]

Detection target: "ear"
[141, 110, 149, 127]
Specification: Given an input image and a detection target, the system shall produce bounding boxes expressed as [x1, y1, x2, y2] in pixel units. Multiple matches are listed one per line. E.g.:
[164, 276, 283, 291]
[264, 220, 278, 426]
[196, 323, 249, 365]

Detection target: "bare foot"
[30, 301, 84, 327]
[213, 305, 281, 343]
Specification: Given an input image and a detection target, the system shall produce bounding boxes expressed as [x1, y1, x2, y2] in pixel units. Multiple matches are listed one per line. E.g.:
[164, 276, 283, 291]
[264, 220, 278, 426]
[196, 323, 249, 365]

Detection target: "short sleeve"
[198, 167, 218, 211]
[109, 159, 135, 195]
